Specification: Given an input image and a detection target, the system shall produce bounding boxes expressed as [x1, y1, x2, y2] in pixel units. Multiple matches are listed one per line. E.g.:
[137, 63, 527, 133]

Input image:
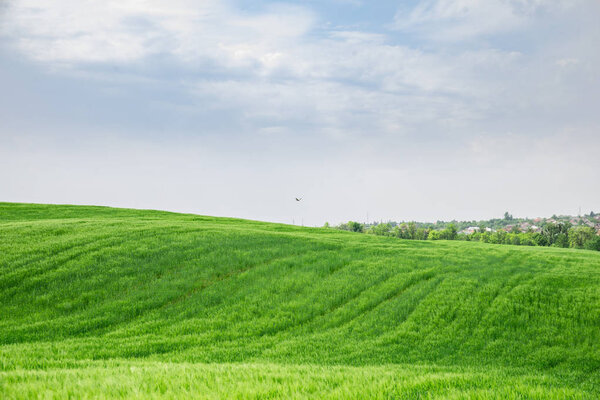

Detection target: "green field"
[1, 203, 599, 398]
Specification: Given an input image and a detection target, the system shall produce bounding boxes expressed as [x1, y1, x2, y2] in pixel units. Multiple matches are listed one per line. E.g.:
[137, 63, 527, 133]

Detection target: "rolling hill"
[1, 203, 599, 399]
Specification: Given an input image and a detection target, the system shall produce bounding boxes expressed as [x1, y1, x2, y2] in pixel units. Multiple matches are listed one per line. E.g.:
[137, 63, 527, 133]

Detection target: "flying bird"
[295, 197, 302, 202]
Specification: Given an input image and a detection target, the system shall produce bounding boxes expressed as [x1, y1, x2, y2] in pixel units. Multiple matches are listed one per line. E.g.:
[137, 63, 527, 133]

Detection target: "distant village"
[357, 211, 600, 236]
[334, 211, 600, 251]
[456, 213, 600, 236]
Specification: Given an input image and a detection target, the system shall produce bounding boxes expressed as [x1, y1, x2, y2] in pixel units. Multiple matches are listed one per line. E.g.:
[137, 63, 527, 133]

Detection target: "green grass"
[1, 202, 599, 398]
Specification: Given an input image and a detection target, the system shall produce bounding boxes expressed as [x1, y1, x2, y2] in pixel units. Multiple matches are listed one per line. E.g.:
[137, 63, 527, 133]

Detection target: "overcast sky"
[1, 0, 598, 225]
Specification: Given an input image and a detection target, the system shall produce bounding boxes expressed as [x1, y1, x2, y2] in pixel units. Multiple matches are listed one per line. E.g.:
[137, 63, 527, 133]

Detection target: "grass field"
[1, 202, 599, 398]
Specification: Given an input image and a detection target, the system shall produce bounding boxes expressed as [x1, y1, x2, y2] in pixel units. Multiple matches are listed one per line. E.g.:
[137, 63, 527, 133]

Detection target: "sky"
[0, 0, 599, 226]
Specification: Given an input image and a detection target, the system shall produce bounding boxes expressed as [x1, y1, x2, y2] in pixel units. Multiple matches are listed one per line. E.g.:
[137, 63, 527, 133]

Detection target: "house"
[461, 226, 480, 234]
[503, 225, 516, 232]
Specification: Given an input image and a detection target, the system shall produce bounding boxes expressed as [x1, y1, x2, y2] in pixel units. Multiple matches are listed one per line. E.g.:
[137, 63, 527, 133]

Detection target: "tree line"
[333, 220, 600, 252]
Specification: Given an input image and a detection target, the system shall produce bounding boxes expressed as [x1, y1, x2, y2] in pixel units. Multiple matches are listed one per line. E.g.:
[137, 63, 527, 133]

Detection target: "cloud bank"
[1, 0, 598, 224]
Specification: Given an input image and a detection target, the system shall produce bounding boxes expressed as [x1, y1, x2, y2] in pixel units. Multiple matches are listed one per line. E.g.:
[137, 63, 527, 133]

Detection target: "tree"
[555, 233, 569, 248]
[416, 227, 429, 240]
[584, 236, 600, 251]
[542, 222, 571, 246]
[531, 232, 548, 246]
[569, 226, 596, 249]
[428, 230, 441, 240]
[407, 222, 417, 239]
[347, 221, 364, 233]
[371, 222, 392, 236]
[510, 234, 521, 245]
[504, 211, 513, 221]
[520, 234, 535, 246]
[439, 224, 457, 240]
[448, 223, 458, 240]
[491, 230, 507, 244]
[338, 221, 364, 233]
[398, 223, 409, 239]
[480, 231, 491, 243]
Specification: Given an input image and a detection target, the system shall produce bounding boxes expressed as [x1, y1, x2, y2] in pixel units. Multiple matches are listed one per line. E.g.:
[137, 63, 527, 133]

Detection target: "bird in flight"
[295, 197, 302, 201]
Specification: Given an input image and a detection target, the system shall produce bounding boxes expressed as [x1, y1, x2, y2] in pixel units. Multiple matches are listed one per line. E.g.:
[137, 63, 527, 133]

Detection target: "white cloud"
[1, 0, 314, 68]
[2, 0, 598, 137]
[4, 2, 508, 134]
[1, 1, 599, 223]
[556, 58, 579, 68]
[0, 0, 506, 94]
[2, 0, 596, 145]
[328, 31, 386, 45]
[393, 0, 575, 41]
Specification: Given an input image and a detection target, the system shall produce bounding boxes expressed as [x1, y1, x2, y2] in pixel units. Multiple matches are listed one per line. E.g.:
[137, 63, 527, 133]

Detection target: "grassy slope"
[1, 202, 599, 398]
